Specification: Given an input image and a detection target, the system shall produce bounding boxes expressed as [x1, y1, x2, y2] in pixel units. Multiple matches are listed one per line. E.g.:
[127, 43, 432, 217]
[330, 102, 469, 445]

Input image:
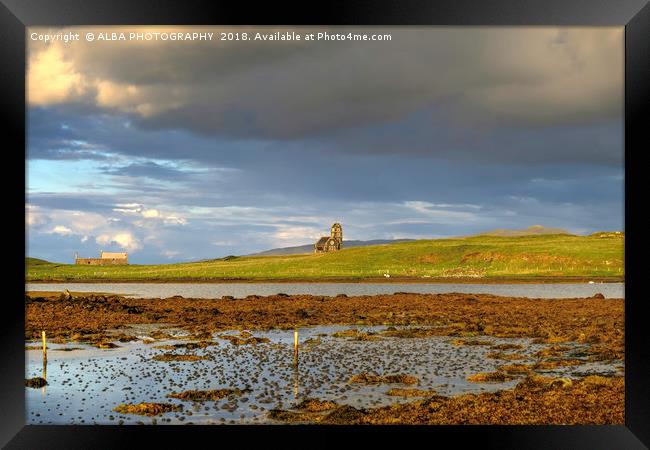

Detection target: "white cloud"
[27, 42, 88, 105]
[25, 204, 49, 227]
[95, 232, 142, 251]
[26, 205, 105, 234]
[141, 209, 160, 218]
[402, 201, 479, 222]
[163, 215, 187, 225]
[112, 203, 143, 214]
[27, 203, 146, 253]
[113, 203, 186, 225]
[49, 225, 72, 235]
[272, 225, 322, 245]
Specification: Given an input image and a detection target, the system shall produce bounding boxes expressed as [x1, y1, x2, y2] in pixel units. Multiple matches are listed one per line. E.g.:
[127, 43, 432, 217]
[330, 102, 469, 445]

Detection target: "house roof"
[315, 237, 330, 246]
[101, 252, 128, 259]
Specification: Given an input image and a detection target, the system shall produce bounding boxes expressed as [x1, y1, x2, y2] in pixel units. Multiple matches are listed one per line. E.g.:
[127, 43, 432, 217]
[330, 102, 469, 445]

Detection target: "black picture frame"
[2, 0, 648, 448]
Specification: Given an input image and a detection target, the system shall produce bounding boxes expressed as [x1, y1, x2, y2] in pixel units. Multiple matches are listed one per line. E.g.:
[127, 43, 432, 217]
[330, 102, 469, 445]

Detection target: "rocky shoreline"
[25, 291, 624, 424]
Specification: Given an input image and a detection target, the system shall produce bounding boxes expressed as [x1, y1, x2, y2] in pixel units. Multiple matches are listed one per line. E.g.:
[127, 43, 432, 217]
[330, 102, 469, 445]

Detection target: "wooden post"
[41, 331, 47, 362]
[41, 330, 47, 381]
[293, 329, 300, 396]
[293, 330, 299, 365]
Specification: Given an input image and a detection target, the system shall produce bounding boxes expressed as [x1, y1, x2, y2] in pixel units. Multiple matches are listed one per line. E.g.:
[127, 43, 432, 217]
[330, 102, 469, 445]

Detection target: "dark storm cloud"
[28, 27, 623, 161]
[26, 104, 623, 214]
[312, 108, 623, 166]
[28, 102, 623, 173]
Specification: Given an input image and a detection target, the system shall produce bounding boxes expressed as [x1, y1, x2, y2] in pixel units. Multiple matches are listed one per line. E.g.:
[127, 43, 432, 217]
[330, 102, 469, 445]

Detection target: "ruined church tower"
[331, 223, 343, 243]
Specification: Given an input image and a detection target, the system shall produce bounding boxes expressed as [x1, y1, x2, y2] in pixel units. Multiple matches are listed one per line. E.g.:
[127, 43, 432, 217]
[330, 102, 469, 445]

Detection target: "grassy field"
[25, 233, 624, 282]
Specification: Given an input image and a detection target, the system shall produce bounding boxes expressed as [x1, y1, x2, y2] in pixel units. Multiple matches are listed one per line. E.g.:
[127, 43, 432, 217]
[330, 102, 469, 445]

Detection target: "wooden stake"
[293, 330, 299, 364]
[41, 330, 47, 362]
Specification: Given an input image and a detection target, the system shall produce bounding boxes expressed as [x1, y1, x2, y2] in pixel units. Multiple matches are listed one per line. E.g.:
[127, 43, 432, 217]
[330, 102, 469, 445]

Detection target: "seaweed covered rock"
[295, 398, 337, 412]
[349, 372, 418, 385]
[25, 377, 47, 388]
[167, 388, 247, 401]
[322, 405, 366, 424]
[113, 402, 182, 416]
[467, 371, 515, 383]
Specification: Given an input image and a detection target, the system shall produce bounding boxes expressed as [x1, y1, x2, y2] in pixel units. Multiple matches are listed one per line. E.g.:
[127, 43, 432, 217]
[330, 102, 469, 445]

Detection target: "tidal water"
[25, 282, 624, 299]
[25, 324, 622, 425]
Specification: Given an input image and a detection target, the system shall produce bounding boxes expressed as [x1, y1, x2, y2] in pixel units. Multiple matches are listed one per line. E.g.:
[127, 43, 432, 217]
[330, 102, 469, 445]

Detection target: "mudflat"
[25, 291, 624, 424]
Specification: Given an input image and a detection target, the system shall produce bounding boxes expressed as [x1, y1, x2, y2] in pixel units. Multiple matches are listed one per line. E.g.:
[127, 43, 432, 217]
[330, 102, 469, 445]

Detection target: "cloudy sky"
[26, 26, 624, 264]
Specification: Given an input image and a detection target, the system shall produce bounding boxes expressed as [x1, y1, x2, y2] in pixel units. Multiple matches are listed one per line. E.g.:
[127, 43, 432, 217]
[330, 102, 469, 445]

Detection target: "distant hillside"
[26, 234, 624, 282]
[478, 225, 571, 237]
[247, 239, 416, 256]
[25, 257, 53, 266]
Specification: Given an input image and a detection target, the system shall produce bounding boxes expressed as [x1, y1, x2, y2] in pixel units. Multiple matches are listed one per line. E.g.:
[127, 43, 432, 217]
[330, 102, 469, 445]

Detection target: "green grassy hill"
[26, 257, 52, 266]
[25, 233, 624, 282]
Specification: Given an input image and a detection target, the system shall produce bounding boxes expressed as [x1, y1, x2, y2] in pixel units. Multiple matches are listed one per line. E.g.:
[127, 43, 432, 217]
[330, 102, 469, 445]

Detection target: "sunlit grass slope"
[26, 234, 624, 282]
